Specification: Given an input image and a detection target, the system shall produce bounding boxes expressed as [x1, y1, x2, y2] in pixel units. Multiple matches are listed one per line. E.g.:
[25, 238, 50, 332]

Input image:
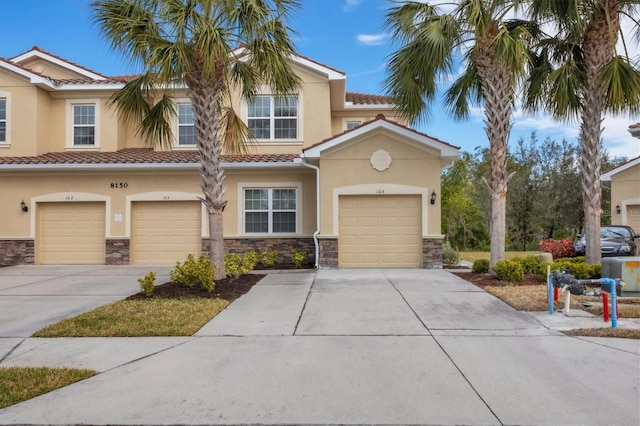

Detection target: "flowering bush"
[538, 238, 574, 259]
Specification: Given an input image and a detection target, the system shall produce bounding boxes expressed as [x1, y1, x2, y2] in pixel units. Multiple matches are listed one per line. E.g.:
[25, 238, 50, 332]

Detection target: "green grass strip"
[0, 367, 96, 408]
[33, 298, 229, 337]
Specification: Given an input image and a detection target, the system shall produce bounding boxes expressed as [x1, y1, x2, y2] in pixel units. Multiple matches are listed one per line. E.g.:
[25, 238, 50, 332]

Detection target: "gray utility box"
[601, 257, 640, 293]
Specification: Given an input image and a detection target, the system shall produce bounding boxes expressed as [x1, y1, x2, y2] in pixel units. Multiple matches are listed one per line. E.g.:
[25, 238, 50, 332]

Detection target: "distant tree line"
[441, 132, 628, 252]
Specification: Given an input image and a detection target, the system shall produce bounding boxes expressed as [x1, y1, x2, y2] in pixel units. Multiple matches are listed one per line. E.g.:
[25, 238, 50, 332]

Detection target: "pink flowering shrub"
[538, 238, 575, 259]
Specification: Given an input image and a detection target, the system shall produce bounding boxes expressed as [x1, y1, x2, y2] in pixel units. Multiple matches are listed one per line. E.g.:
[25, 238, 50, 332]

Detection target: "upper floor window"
[178, 103, 196, 145]
[73, 105, 95, 145]
[0, 98, 6, 143]
[67, 100, 100, 149]
[244, 187, 297, 233]
[248, 95, 297, 140]
[346, 121, 362, 130]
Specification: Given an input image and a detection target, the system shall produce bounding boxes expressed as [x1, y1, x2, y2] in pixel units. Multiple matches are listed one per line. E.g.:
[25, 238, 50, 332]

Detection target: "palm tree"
[91, 0, 301, 278]
[525, 0, 640, 264]
[383, 0, 537, 268]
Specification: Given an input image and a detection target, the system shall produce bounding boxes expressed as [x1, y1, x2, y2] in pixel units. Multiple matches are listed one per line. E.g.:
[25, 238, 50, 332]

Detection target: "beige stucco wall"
[330, 110, 405, 135]
[0, 71, 40, 157]
[0, 167, 316, 239]
[610, 164, 640, 228]
[317, 130, 442, 238]
[17, 58, 89, 80]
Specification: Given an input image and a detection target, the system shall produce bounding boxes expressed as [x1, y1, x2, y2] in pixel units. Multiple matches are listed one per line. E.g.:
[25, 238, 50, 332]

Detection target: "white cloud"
[343, 0, 363, 12]
[357, 33, 388, 46]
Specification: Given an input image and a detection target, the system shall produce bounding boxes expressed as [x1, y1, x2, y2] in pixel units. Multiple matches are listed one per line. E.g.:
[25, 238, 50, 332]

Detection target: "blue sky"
[1, 0, 639, 158]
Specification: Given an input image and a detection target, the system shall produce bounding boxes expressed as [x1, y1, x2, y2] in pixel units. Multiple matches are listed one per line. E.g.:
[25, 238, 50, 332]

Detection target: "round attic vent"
[370, 149, 392, 172]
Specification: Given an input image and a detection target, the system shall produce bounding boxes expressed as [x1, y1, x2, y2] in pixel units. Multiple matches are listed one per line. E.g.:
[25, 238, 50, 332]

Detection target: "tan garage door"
[626, 204, 640, 235]
[339, 195, 422, 268]
[131, 201, 202, 264]
[38, 202, 106, 264]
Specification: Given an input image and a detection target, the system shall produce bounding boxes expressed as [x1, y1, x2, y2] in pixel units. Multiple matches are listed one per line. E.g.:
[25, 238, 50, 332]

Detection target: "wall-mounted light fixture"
[616, 204, 621, 215]
[430, 190, 437, 205]
[20, 200, 28, 213]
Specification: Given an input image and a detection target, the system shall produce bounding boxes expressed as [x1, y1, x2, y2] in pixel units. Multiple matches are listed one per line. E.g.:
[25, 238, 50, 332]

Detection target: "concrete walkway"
[0, 268, 639, 425]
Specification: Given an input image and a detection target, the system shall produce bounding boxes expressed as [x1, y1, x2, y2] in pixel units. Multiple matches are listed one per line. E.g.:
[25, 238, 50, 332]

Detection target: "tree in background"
[92, 0, 301, 278]
[525, 0, 640, 264]
[384, 0, 538, 267]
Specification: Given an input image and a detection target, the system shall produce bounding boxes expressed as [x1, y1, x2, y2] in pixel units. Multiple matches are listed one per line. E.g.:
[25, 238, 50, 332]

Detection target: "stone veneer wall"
[202, 237, 315, 265]
[318, 238, 338, 268]
[106, 239, 130, 265]
[423, 237, 443, 269]
[0, 239, 35, 265]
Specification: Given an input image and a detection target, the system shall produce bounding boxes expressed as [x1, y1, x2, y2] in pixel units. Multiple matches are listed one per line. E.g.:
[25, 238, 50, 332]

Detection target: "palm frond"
[601, 55, 640, 114]
[218, 105, 255, 156]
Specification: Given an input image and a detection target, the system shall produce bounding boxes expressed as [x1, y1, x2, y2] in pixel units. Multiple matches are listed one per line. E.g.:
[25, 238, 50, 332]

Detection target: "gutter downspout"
[300, 156, 320, 268]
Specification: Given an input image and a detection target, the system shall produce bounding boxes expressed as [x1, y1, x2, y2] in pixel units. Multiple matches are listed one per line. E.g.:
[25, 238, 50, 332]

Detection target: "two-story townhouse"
[0, 47, 459, 268]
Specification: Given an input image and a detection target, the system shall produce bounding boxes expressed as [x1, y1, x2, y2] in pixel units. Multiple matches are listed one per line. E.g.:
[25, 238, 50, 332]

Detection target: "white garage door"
[38, 202, 106, 264]
[131, 201, 202, 264]
[339, 195, 422, 268]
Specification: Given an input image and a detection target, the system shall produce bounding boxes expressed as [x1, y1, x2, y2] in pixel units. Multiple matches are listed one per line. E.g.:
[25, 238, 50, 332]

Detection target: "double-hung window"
[248, 95, 297, 140]
[0, 98, 6, 143]
[178, 103, 196, 145]
[73, 104, 96, 146]
[244, 188, 297, 233]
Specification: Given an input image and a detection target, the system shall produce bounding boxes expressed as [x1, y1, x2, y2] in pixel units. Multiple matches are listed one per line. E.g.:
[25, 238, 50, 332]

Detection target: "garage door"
[339, 195, 422, 268]
[38, 202, 106, 264]
[626, 204, 640, 235]
[131, 201, 202, 264]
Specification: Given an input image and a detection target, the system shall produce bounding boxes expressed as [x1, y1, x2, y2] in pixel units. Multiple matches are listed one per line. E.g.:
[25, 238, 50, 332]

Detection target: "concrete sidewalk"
[1, 268, 639, 425]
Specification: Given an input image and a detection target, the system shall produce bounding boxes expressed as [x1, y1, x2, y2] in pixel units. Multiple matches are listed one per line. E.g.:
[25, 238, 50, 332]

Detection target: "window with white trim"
[248, 95, 298, 140]
[73, 104, 96, 145]
[0, 98, 6, 143]
[178, 103, 196, 145]
[346, 121, 362, 130]
[244, 188, 297, 233]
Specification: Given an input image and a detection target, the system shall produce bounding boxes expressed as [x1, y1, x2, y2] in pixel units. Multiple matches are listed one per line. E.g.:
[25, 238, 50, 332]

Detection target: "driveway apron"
[0, 268, 638, 426]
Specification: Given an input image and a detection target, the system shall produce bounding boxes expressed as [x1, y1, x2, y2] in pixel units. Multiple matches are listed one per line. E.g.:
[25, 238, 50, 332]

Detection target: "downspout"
[300, 155, 320, 268]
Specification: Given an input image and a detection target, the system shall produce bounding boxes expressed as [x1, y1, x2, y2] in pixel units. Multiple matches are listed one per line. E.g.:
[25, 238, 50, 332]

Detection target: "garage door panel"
[131, 201, 202, 264]
[38, 202, 106, 265]
[339, 195, 422, 268]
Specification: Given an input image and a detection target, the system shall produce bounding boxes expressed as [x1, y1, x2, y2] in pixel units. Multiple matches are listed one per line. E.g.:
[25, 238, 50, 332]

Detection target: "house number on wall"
[110, 182, 129, 189]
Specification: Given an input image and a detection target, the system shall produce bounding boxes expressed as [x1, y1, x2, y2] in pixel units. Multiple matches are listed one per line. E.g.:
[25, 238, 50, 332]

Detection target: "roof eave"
[0, 161, 306, 172]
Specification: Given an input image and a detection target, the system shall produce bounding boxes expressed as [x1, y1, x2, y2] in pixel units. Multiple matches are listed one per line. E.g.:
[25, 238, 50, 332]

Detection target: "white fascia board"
[303, 120, 460, 159]
[0, 161, 305, 172]
[601, 156, 640, 181]
[0, 62, 57, 89]
[10, 50, 107, 80]
[343, 103, 394, 109]
[54, 82, 126, 91]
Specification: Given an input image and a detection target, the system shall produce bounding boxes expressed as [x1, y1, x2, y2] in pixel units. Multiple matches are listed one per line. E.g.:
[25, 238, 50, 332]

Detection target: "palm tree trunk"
[580, 1, 619, 264]
[185, 70, 227, 280]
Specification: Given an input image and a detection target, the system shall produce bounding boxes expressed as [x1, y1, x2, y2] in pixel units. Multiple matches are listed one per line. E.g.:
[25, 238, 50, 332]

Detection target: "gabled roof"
[601, 155, 640, 181]
[9, 46, 108, 80]
[302, 114, 459, 168]
[0, 149, 301, 171]
[345, 92, 392, 106]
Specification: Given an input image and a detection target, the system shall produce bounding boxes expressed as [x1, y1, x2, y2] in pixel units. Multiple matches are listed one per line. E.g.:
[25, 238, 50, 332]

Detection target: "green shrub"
[492, 260, 524, 283]
[472, 259, 490, 273]
[291, 250, 307, 268]
[225, 253, 244, 279]
[260, 248, 279, 268]
[538, 258, 600, 280]
[137, 271, 156, 296]
[242, 250, 259, 274]
[442, 241, 460, 265]
[512, 256, 540, 274]
[170, 254, 215, 292]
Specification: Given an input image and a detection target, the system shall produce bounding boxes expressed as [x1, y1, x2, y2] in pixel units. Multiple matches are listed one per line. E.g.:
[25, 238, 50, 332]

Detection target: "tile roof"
[11, 46, 109, 79]
[0, 148, 299, 166]
[629, 123, 640, 129]
[303, 114, 459, 152]
[346, 92, 393, 105]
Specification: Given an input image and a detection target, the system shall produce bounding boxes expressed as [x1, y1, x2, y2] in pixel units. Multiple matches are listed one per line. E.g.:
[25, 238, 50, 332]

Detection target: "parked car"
[574, 225, 640, 257]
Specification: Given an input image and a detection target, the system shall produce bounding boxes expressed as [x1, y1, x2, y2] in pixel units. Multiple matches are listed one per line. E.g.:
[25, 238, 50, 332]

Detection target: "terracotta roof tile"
[629, 122, 640, 129]
[0, 148, 299, 166]
[10, 46, 109, 79]
[346, 92, 393, 105]
[303, 114, 459, 152]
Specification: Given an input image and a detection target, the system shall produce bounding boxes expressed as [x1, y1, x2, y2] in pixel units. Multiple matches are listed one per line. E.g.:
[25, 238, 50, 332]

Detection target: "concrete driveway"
[0, 265, 172, 338]
[0, 267, 639, 425]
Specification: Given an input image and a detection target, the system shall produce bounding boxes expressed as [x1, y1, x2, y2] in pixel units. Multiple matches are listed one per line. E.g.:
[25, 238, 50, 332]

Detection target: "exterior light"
[20, 200, 28, 213]
[430, 190, 437, 205]
[616, 204, 621, 215]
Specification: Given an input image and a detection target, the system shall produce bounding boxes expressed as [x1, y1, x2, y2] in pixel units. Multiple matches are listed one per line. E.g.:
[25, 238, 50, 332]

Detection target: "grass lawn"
[459, 251, 541, 263]
[33, 298, 229, 337]
[0, 367, 96, 409]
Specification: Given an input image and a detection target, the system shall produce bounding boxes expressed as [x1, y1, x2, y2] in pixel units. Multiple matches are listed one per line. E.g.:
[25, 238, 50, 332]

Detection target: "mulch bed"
[452, 271, 544, 288]
[126, 274, 265, 302]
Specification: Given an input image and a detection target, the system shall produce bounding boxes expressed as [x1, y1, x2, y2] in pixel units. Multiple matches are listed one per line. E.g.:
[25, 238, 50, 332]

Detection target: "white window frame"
[177, 102, 197, 146]
[246, 95, 299, 142]
[66, 99, 100, 149]
[343, 118, 364, 131]
[238, 182, 302, 235]
[0, 92, 11, 146]
[345, 121, 362, 130]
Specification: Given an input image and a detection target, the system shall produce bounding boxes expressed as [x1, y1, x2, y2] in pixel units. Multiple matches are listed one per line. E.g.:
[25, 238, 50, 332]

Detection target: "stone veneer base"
[0, 239, 35, 265]
[106, 239, 130, 265]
